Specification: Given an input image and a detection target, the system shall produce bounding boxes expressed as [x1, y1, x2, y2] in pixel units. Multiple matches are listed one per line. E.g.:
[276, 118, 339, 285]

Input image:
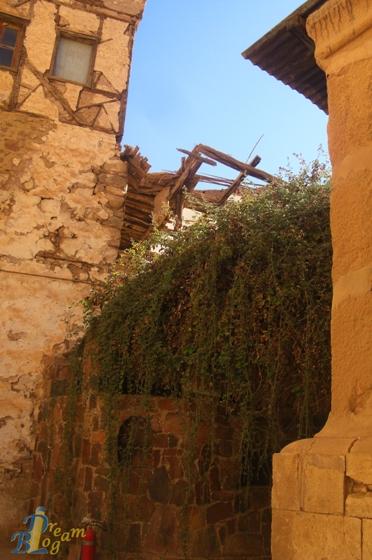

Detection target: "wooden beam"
[169, 146, 204, 198]
[177, 148, 217, 167]
[217, 155, 261, 206]
[197, 145, 275, 183]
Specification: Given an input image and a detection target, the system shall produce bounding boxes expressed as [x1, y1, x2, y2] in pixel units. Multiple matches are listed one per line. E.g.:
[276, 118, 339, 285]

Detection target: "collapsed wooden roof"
[242, 0, 328, 113]
[120, 144, 276, 249]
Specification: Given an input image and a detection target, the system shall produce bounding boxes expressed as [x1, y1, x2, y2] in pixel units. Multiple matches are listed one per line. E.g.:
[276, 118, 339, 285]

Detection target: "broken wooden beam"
[177, 148, 217, 167]
[169, 145, 205, 198]
[197, 145, 275, 183]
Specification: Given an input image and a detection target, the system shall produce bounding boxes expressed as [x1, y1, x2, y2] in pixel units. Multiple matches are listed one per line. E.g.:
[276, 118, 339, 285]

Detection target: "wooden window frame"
[0, 13, 26, 72]
[48, 30, 98, 88]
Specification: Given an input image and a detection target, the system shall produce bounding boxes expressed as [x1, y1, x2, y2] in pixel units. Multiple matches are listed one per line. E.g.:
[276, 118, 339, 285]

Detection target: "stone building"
[0, 0, 146, 541]
[30, 351, 271, 560]
[244, 0, 372, 557]
[4, 0, 370, 557]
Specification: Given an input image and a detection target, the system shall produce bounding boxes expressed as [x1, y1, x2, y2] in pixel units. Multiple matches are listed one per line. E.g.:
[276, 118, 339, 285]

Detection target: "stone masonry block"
[363, 519, 372, 560]
[347, 454, 372, 485]
[272, 509, 361, 560]
[280, 438, 314, 454]
[347, 493, 372, 518]
[350, 438, 372, 455]
[311, 436, 356, 455]
[272, 453, 301, 511]
[303, 453, 345, 514]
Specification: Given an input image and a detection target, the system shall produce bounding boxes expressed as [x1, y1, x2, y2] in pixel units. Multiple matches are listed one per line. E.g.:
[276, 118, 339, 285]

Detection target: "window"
[0, 18, 23, 70]
[51, 34, 95, 86]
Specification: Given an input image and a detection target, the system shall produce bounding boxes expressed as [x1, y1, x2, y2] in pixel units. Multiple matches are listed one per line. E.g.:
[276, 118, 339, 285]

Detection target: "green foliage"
[83, 159, 332, 481]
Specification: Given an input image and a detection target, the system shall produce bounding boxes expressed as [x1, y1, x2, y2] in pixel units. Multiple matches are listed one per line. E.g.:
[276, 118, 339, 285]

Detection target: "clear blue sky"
[123, 0, 328, 177]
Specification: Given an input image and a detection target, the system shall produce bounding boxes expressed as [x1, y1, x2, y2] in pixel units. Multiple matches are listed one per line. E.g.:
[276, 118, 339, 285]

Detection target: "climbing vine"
[56, 159, 332, 553]
[83, 158, 331, 474]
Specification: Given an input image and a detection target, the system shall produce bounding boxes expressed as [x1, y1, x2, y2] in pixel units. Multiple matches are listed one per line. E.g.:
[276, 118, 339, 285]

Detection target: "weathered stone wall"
[29, 352, 271, 560]
[271, 1, 372, 558]
[0, 0, 144, 137]
[0, 0, 145, 540]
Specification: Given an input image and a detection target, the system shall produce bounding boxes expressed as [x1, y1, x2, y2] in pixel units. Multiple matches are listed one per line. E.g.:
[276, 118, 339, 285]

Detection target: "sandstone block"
[125, 495, 155, 522]
[0, 71, 14, 109]
[104, 184, 125, 197]
[223, 532, 264, 557]
[106, 195, 124, 210]
[188, 506, 206, 531]
[272, 510, 361, 560]
[143, 505, 179, 555]
[78, 91, 111, 109]
[103, 101, 120, 131]
[95, 106, 113, 132]
[84, 466, 93, 491]
[102, 0, 145, 17]
[103, 159, 127, 175]
[280, 438, 314, 454]
[303, 453, 345, 514]
[170, 479, 189, 506]
[363, 519, 372, 560]
[190, 527, 220, 558]
[98, 173, 125, 188]
[347, 493, 372, 518]
[95, 19, 130, 92]
[90, 443, 102, 466]
[125, 523, 141, 552]
[350, 438, 372, 455]
[347, 454, 372, 485]
[95, 72, 119, 94]
[206, 501, 233, 524]
[195, 480, 211, 505]
[163, 412, 184, 435]
[272, 452, 301, 511]
[148, 467, 171, 503]
[24, 0, 56, 72]
[311, 436, 357, 455]
[75, 106, 100, 126]
[59, 5, 100, 36]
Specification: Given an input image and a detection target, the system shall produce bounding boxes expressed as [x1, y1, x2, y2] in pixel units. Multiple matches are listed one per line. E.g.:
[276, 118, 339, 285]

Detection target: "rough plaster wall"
[0, 110, 123, 539]
[0, 0, 146, 539]
[0, 113, 121, 267]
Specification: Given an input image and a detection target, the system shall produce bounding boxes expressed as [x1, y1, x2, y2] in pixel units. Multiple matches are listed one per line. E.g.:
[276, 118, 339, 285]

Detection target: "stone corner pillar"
[271, 1, 372, 558]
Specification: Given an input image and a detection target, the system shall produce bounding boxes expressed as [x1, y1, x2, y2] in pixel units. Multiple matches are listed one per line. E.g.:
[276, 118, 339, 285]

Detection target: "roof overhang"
[242, 0, 328, 113]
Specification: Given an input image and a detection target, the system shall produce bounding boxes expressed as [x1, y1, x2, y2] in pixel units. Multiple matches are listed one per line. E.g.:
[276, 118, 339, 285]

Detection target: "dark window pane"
[0, 46, 13, 67]
[2, 27, 17, 47]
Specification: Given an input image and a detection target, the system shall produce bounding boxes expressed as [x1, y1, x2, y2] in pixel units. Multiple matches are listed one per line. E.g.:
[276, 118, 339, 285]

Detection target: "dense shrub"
[84, 159, 332, 481]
